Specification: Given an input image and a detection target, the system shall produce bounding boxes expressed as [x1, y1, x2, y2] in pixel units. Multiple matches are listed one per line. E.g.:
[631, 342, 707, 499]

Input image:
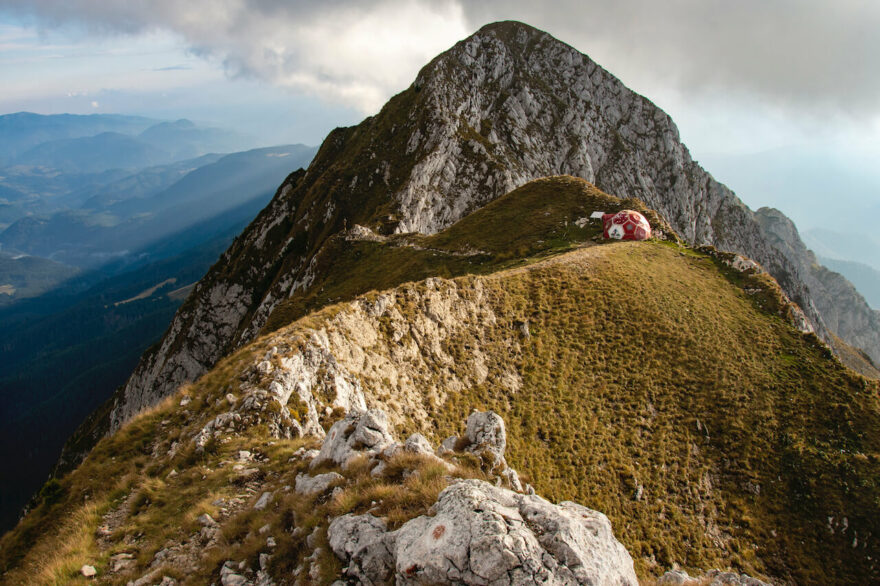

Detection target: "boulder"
[438, 436, 457, 456]
[328, 514, 396, 585]
[81, 564, 97, 578]
[394, 479, 637, 585]
[658, 569, 693, 584]
[404, 433, 435, 456]
[197, 513, 218, 527]
[329, 478, 637, 585]
[459, 410, 523, 490]
[464, 410, 507, 467]
[253, 491, 273, 511]
[705, 570, 771, 586]
[658, 569, 772, 586]
[311, 409, 395, 469]
[295, 471, 344, 496]
[110, 552, 136, 573]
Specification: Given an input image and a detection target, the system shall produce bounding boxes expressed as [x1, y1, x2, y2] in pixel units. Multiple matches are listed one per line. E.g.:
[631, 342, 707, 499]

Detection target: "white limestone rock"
[404, 433, 435, 456]
[393, 479, 637, 585]
[311, 409, 395, 469]
[193, 388, 302, 451]
[329, 479, 637, 585]
[253, 491, 273, 511]
[328, 514, 396, 585]
[658, 569, 771, 586]
[464, 410, 507, 466]
[438, 436, 458, 456]
[295, 471, 344, 496]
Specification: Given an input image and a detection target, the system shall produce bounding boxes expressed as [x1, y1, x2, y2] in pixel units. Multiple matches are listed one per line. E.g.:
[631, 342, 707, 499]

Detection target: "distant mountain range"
[0, 112, 157, 162]
[0, 112, 246, 167]
[803, 227, 880, 272]
[0, 112, 251, 231]
[0, 145, 316, 268]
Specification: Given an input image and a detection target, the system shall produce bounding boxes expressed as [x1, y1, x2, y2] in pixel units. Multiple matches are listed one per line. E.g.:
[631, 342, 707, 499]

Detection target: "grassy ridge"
[264, 175, 669, 332]
[427, 244, 879, 583]
[2, 177, 877, 584]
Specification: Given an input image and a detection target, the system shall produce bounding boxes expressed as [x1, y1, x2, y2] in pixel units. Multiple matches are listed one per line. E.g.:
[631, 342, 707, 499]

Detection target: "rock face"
[329, 479, 638, 585]
[753, 207, 880, 366]
[294, 471, 343, 496]
[328, 514, 396, 585]
[311, 409, 396, 469]
[463, 410, 507, 464]
[104, 20, 879, 440]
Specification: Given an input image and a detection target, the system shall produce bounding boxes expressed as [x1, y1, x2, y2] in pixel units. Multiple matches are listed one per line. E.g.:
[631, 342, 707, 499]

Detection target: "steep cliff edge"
[754, 207, 880, 374]
[103, 21, 878, 440]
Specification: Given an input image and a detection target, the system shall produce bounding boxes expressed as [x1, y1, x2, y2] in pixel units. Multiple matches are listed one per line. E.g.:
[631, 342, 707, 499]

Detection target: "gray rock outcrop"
[294, 471, 344, 496]
[316, 408, 635, 585]
[455, 410, 523, 491]
[329, 479, 638, 585]
[328, 514, 396, 585]
[311, 409, 396, 469]
[193, 387, 302, 451]
[463, 410, 507, 464]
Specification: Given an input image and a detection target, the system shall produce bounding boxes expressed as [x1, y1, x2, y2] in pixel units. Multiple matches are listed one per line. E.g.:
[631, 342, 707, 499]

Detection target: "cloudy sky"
[1, 0, 878, 239]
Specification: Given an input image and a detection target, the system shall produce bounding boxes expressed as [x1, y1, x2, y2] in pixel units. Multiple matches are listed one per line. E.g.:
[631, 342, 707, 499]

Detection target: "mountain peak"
[90, 18, 880, 467]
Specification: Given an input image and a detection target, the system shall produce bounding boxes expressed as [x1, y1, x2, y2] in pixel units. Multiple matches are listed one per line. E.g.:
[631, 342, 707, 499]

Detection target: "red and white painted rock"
[602, 210, 651, 241]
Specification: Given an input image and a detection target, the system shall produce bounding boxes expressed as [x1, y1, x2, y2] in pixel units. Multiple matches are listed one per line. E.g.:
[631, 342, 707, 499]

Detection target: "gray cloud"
[459, 0, 880, 117]
[2, 0, 878, 117]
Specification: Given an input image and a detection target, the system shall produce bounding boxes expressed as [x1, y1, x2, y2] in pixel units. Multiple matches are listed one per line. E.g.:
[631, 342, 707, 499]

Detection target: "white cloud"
[0, 0, 469, 113]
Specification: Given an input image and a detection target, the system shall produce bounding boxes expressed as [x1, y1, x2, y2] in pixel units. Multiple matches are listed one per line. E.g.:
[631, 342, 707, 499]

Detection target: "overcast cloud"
[461, 0, 880, 118]
[1, 0, 878, 118]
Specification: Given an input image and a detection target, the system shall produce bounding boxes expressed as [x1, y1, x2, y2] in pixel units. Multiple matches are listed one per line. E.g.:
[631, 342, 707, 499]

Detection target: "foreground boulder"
[450, 410, 523, 491]
[306, 407, 636, 585]
[329, 479, 637, 585]
[394, 479, 638, 585]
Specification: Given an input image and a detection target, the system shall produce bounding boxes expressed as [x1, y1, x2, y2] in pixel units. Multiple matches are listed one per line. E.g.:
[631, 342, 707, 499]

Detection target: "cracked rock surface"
[331, 479, 637, 585]
[312, 409, 396, 469]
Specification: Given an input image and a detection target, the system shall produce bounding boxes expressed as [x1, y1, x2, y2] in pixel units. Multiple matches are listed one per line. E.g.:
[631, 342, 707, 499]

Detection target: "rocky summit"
[3, 20, 880, 586]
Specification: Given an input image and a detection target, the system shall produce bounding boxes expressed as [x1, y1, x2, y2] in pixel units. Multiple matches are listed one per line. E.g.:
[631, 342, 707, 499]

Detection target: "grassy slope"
[2, 177, 878, 585]
[263, 175, 670, 332]
[430, 244, 879, 583]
